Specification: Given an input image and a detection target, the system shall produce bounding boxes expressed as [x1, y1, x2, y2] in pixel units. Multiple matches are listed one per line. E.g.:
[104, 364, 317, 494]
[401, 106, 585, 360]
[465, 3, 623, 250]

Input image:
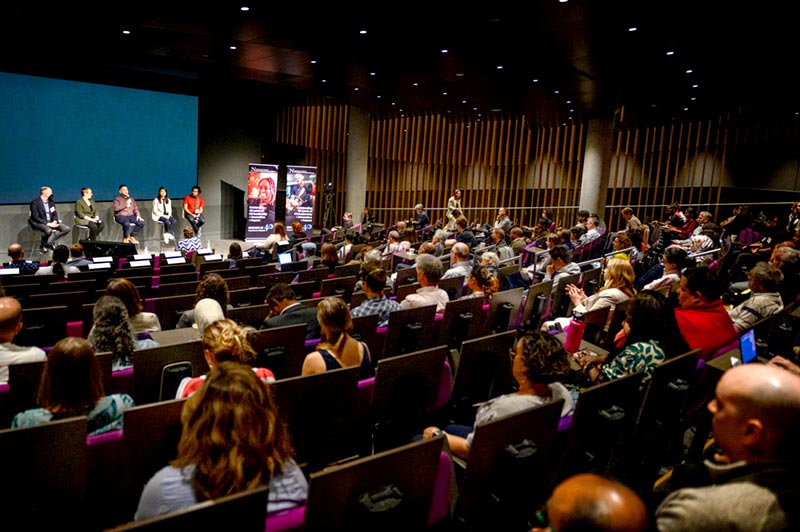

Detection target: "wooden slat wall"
[275, 97, 799, 234]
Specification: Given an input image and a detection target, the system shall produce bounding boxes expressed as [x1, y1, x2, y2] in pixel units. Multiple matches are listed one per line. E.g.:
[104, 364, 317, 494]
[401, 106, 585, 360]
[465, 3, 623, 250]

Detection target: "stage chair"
[454, 400, 565, 531]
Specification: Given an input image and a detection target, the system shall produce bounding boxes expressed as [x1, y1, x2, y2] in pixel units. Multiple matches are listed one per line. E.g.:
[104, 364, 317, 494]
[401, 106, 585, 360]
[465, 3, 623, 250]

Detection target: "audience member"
[446, 189, 462, 229]
[259, 221, 288, 259]
[621, 207, 644, 233]
[462, 263, 499, 301]
[493, 207, 513, 234]
[769, 245, 800, 305]
[509, 227, 527, 256]
[0, 296, 46, 384]
[532, 473, 648, 532]
[674, 266, 738, 359]
[455, 218, 477, 249]
[176, 318, 274, 398]
[399, 254, 449, 313]
[422, 330, 574, 460]
[35, 244, 79, 279]
[302, 297, 374, 378]
[104, 277, 161, 333]
[226, 242, 243, 268]
[11, 337, 134, 435]
[432, 229, 449, 256]
[640, 245, 690, 292]
[66, 243, 92, 269]
[176, 272, 232, 329]
[442, 242, 472, 283]
[655, 363, 800, 531]
[262, 283, 321, 339]
[542, 257, 635, 330]
[176, 226, 202, 255]
[728, 262, 784, 333]
[412, 203, 430, 230]
[577, 290, 689, 384]
[87, 295, 138, 370]
[135, 361, 308, 521]
[319, 242, 339, 273]
[350, 265, 400, 327]
[543, 245, 581, 294]
[7, 243, 40, 274]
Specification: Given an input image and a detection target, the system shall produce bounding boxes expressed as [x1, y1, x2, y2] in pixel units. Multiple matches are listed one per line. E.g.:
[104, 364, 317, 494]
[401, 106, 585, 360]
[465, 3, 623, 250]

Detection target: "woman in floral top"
[577, 290, 689, 385]
[12, 337, 134, 435]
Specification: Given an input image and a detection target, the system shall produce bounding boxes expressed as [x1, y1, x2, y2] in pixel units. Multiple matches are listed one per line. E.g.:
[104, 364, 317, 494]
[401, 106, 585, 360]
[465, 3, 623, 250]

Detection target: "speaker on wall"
[79, 240, 137, 259]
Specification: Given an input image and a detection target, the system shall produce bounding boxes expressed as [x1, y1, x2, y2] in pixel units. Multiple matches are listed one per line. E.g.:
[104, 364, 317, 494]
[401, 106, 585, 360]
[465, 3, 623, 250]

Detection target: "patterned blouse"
[11, 393, 135, 435]
[601, 340, 665, 383]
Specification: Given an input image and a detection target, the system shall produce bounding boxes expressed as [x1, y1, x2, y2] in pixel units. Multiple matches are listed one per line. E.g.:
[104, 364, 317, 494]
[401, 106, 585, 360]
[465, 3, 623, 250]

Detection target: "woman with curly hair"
[176, 318, 274, 398]
[176, 273, 232, 329]
[12, 337, 135, 435]
[87, 295, 139, 370]
[135, 361, 307, 520]
[462, 263, 499, 301]
[302, 296, 373, 379]
[422, 330, 575, 460]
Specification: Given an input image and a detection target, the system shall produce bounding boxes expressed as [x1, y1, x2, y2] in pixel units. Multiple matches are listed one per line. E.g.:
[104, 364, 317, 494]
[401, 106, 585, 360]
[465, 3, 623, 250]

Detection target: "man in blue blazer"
[28, 186, 71, 251]
[261, 282, 321, 340]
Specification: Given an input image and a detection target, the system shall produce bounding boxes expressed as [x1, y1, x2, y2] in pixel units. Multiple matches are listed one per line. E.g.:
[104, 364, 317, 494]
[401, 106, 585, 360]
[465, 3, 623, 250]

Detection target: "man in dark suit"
[28, 186, 71, 252]
[261, 283, 321, 340]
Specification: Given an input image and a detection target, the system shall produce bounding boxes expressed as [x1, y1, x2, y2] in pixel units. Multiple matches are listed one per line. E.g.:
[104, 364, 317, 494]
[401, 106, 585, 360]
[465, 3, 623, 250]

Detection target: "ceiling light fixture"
[666, 51, 675, 56]
[359, 30, 367, 35]
[311, 60, 317, 64]
[122, 30, 131, 35]
[240, 6, 250, 11]
[229, 46, 237, 50]
[441, 49, 448, 54]
[628, 27, 637, 32]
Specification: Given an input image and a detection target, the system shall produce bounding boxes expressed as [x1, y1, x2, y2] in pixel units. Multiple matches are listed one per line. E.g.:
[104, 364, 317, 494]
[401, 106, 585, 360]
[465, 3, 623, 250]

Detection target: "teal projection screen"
[0, 71, 198, 204]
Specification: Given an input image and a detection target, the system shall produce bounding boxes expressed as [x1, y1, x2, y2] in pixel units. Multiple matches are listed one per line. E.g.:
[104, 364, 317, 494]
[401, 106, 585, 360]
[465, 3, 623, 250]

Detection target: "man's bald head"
[7, 243, 23, 260]
[534, 473, 648, 532]
[711, 364, 800, 462]
[451, 242, 470, 262]
[0, 297, 24, 341]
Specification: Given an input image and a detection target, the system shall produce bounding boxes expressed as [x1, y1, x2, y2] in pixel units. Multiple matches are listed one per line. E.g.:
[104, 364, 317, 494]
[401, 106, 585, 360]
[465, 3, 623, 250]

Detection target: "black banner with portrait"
[285, 165, 317, 232]
[245, 163, 278, 242]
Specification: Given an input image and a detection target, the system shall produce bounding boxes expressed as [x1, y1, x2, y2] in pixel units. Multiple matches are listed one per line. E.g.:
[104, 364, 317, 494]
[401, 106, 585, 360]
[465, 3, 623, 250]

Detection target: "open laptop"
[277, 251, 294, 270]
[727, 329, 767, 368]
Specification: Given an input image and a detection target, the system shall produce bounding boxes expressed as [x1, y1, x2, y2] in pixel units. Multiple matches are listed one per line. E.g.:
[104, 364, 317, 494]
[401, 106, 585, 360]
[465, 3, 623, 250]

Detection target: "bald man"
[7, 243, 40, 274]
[442, 242, 472, 283]
[531, 473, 648, 532]
[0, 297, 46, 384]
[656, 363, 800, 531]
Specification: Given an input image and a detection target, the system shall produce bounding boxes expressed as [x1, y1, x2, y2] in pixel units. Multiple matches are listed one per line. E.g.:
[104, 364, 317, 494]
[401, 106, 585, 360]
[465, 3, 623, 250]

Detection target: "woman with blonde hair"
[176, 318, 274, 398]
[542, 258, 636, 332]
[136, 361, 307, 520]
[259, 221, 287, 258]
[302, 296, 373, 378]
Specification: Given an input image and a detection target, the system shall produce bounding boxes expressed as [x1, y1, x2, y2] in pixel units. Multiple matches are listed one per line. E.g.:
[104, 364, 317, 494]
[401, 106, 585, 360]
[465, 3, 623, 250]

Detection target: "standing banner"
[245, 163, 278, 242]
[286, 165, 317, 232]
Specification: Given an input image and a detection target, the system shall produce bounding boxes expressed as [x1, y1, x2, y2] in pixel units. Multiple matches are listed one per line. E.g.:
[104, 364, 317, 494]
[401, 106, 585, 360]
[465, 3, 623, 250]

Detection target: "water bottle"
[563, 310, 587, 353]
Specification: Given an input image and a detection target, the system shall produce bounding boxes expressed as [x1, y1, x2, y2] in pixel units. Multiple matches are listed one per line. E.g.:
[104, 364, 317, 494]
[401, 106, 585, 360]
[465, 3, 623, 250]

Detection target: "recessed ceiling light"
[442, 92, 448, 96]
[628, 27, 637, 32]
[229, 45, 237, 50]
[240, 6, 250, 11]
[359, 30, 367, 35]
[686, 69, 693, 74]
[413, 82, 419, 87]
[122, 30, 131, 35]
[462, 100, 467, 104]
[692, 84, 699, 88]
[533, 78, 539, 83]
[496, 65, 503, 70]
[311, 60, 317, 64]
[441, 49, 448, 54]
[322, 79, 327, 83]
[456, 73, 464, 77]
[354, 87, 359, 91]
[554, 90, 560, 94]
[377, 95, 382, 99]
[370, 72, 376, 76]
[666, 51, 675, 56]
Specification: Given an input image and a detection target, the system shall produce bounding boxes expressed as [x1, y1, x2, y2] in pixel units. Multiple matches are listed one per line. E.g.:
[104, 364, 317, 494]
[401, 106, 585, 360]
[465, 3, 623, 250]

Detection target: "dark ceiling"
[1, 2, 796, 122]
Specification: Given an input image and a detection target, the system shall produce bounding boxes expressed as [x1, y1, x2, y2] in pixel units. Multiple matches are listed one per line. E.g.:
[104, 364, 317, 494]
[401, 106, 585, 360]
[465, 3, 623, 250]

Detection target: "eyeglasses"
[532, 506, 557, 532]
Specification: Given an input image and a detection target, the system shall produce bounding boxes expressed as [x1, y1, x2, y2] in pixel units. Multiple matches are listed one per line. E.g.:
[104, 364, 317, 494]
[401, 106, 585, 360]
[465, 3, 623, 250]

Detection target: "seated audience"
[641, 245, 690, 293]
[261, 283, 321, 339]
[577, 290, 689, 384]
[193, 298, 226, 336]
[258, 221, 288, 258]
[319, 242, 339, 273]
[176, 273, 232, 329]
[226, 241, 243, 268]
[728, 262, 784, 333]
[35, 244, 79, 278]
[454, 218, 477, 249]
[542, 258, 635, 330]
[135, 362, 308, 521]
[399, 254, 449, 313]
[176, 318, 274, 398]
[6, 243, 40, 274]
[532, 473, 648, 532]
[422, 330, 575, 460]
[104, 277, 161, 334]
[442, 242, 472, 282]
[655, 363, 800, 531]
[509, 226, 528, 256]
[432, 229, 449, 257]
[543, 245, 581, 294]
[302, 297, 374, 378]
[769, 245, 800, 305]
[11, 337, 134, 435]
[0, 296, 46, 385]
[176, 226, 202, 255]
[66, 243, 92, 269]
[87, 295, 139, 370]
[350, 265, 400, 327]
[462, 263, 499, 301]
[674, 266, 738, 359]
